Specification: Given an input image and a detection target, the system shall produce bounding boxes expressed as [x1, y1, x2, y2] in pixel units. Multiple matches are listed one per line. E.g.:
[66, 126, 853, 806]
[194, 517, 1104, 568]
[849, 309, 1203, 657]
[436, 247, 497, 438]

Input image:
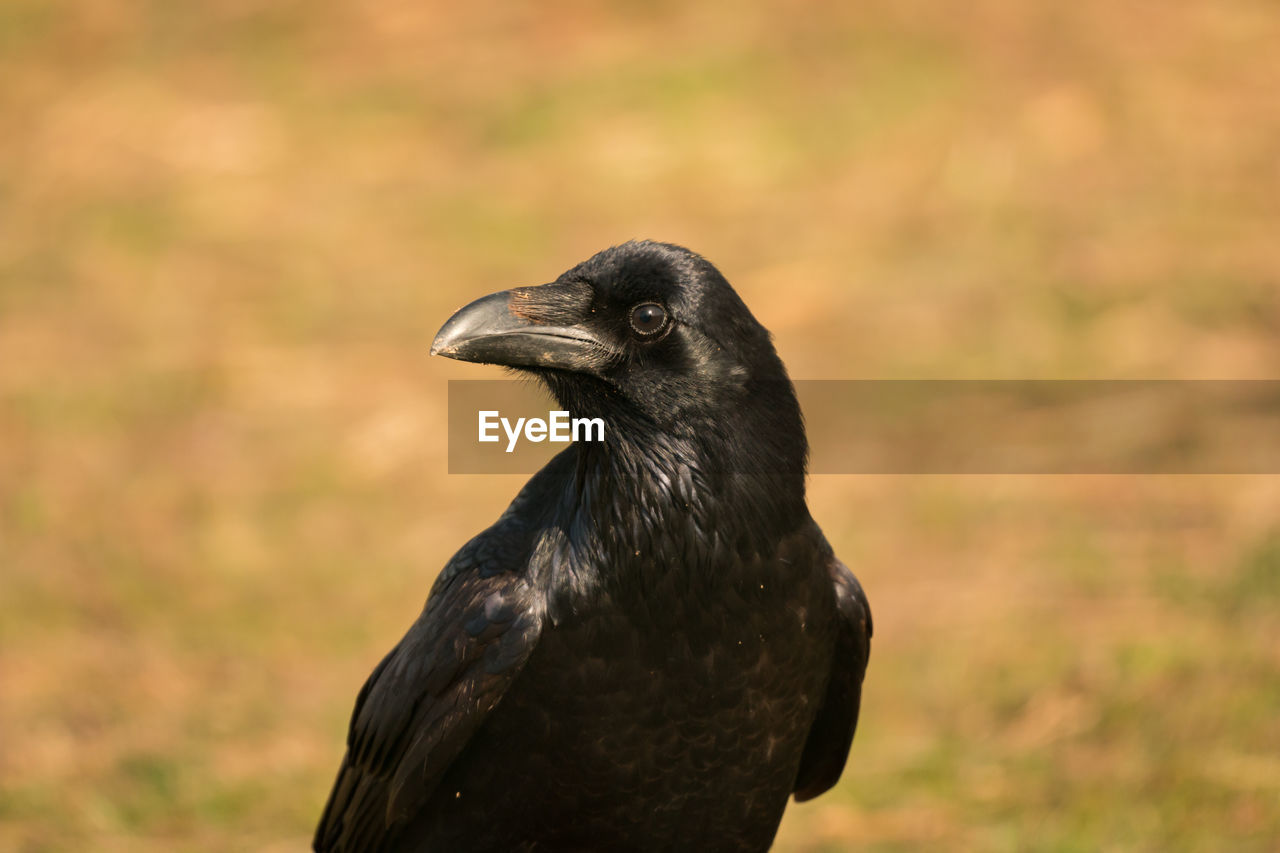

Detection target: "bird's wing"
[793, 555, 873, 801]
[313, 538, 543, 852]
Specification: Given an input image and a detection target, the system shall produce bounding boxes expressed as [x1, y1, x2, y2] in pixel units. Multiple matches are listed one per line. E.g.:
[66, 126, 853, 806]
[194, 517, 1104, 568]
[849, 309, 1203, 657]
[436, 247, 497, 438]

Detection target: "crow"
[314, 241, 872, 852]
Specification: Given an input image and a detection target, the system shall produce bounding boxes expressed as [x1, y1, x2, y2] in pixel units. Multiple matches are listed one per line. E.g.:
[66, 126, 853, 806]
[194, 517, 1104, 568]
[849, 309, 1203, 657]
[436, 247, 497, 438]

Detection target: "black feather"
[314, 241, 872, 852]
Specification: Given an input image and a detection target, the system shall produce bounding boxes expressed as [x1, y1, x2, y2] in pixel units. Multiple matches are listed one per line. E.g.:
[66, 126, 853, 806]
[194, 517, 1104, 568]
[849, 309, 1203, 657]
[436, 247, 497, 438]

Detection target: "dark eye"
[629, 302, 667, 337]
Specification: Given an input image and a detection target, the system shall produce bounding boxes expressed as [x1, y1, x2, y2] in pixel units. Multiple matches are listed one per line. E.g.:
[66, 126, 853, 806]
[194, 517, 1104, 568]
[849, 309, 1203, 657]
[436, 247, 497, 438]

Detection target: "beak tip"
[430, 327, 460, 358]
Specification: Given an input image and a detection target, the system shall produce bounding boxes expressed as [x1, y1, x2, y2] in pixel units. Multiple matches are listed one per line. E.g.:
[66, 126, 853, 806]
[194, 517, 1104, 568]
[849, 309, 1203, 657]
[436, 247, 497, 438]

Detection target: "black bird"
[314, 241, 872, 852]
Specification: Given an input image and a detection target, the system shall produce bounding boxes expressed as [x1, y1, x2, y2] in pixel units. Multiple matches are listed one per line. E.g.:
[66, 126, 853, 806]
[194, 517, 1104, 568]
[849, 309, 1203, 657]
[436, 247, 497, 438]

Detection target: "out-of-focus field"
[2, 2, 1279, 850]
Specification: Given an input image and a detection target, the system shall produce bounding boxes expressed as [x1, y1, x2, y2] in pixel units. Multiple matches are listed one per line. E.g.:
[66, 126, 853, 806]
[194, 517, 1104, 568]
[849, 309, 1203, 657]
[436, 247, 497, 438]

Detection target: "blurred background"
[2, 1, 1278, 850]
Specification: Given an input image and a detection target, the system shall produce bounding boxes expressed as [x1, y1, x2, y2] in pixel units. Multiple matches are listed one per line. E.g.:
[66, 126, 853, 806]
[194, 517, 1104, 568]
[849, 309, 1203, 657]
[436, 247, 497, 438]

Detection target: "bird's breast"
[420, 536, 838, 850]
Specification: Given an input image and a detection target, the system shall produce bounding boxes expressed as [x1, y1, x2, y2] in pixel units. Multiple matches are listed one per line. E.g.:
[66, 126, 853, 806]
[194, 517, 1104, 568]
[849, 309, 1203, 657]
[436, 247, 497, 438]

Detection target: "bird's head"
[432, 241, 806, 478]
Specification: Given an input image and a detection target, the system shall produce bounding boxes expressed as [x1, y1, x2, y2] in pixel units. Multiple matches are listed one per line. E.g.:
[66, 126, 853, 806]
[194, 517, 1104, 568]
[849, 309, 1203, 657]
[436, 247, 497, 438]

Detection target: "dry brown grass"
[2, 1, 1278, 850]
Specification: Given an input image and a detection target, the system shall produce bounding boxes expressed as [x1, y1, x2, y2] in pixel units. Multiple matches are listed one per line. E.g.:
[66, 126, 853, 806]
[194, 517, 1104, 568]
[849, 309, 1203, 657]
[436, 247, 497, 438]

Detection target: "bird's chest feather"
[421, 469, 836, 849]
[430, 538, 836, 849]
[527, 506, 837, 754]
[530, 563, 833, 770]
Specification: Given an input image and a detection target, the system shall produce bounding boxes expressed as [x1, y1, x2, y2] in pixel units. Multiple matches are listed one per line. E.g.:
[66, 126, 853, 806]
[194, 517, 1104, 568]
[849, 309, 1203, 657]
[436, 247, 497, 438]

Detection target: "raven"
[314, 241, 872, 852]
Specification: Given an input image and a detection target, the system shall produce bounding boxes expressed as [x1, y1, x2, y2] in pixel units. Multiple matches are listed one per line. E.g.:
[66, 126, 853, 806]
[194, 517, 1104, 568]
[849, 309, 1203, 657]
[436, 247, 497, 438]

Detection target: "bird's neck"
[566, 425, 809, 572]
[533, 373, 811, 616]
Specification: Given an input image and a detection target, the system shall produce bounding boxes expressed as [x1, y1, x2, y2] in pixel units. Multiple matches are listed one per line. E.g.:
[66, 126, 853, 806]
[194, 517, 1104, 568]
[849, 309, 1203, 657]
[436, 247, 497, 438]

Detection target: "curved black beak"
[430, 287, 612, 375]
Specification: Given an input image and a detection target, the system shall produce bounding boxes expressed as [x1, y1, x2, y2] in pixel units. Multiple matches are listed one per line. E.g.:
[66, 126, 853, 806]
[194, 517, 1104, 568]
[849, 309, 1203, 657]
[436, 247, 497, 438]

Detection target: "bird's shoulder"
[828, 552, 873, 643]
[794, 519, 872, 635]
[313, 512, 550, 852]
[792, 524, 872, 801]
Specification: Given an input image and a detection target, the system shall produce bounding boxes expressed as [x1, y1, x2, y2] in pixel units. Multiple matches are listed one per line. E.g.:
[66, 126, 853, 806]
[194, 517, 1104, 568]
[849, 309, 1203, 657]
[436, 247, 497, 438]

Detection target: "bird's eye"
[629, 302, 667, 337]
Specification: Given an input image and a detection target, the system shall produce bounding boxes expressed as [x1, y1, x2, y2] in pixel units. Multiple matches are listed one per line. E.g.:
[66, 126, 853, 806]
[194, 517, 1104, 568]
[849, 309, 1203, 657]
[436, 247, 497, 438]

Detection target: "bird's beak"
[430, 286, 612, 374]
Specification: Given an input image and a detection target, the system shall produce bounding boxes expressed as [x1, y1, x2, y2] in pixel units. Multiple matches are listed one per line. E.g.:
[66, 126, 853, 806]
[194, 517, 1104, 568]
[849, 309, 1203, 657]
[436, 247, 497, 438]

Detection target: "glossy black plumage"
[314, 241, 872, 852]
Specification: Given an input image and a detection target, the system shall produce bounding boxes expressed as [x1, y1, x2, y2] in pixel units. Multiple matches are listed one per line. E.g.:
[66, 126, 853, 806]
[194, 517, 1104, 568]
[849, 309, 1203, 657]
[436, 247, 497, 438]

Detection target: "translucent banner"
[447, 380, 1280, 474]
